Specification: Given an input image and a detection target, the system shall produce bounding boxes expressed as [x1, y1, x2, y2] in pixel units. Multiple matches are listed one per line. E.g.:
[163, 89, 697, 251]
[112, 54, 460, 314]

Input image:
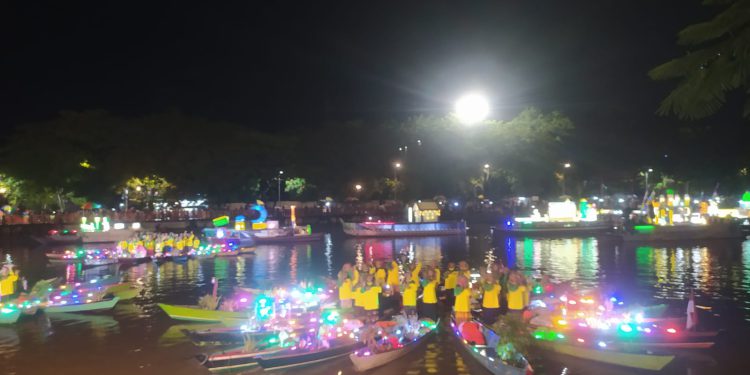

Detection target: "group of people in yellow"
[337, 258, 531, 325]
[117, 232, 200, 257]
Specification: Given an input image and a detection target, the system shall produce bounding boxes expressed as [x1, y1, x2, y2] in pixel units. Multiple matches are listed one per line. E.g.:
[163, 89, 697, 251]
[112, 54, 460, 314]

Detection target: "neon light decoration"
[250, 202, 268, 224]
[213, 216, 230, 227]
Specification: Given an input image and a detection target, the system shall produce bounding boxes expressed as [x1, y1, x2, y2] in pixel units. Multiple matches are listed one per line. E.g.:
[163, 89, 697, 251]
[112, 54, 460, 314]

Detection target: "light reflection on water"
[2, 230, 750, 374]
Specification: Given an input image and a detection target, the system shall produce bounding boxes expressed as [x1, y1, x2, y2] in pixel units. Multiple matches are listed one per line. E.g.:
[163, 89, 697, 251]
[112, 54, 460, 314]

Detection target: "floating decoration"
[212, 216, 230, 227]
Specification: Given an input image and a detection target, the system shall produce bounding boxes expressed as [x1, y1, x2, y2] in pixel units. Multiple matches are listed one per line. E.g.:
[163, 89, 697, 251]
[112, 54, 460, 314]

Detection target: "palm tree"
[650, 0, 750, 119]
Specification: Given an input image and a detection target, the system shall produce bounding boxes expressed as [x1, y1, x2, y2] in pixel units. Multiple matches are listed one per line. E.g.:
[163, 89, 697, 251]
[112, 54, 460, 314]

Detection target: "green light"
[633, 225, 655, 234]
[743, 191, 750, 202]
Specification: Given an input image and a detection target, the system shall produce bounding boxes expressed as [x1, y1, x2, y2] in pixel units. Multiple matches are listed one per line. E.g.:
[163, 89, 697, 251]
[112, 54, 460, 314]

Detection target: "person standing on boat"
[442, 262, 458, 308]
[506, 270, 529, 317]
[409, 261, 422, 283]
[686, 289, 698, 331]
[337, 263, 355, 309]
[401, 277, 418, 318]
[420, 268, 439, 321]
[481, 274, 502, 325]
[361, 275, 382, 323]
[454, 274, 472, 322]
[0, 262, 19, 301]
[386, 260, 400, 291]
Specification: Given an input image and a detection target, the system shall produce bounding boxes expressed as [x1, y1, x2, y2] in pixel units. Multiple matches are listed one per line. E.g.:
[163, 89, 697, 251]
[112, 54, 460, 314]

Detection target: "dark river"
[1, 224, 749, 375]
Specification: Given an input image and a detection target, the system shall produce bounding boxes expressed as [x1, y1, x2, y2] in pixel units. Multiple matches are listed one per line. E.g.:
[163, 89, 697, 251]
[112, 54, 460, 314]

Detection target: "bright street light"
[279, 170, 284, 175]
[354, 184, 362, 192]
[484, 163, 490, 169]
[455, 93, 490, 125]
[564, 162, 571, 168]
[0, 187, 6, 194]
[394, 162, 401, 169]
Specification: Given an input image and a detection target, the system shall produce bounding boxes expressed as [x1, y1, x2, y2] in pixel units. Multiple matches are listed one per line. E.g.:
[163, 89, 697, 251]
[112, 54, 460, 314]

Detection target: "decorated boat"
[158, 303, 251, 323]
[252, 227, 324, 244]
[256, 338, 364, 370]
[349, 318, 438, 372]
[44, 297, 120, 314]
[104, 283, 142, 301]
[451, 318, 532, 375]
[532, 327, 674, 371]
[495, 219, 611, 236]
[342, 221, 466, 237]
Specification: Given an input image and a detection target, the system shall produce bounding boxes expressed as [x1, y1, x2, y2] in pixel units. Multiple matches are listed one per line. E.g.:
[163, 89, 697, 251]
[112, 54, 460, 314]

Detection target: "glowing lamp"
[455, 93, 490, 125]
[666, 328, 676, 334]
[113, 223, 125, 230]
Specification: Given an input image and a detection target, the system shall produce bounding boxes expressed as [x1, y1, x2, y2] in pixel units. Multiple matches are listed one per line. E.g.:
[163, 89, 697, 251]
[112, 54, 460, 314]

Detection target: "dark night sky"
[2, 0, 738, 164]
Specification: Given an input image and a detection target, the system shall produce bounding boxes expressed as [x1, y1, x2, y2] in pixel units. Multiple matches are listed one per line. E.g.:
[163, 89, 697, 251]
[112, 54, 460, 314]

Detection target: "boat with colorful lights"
[495, 200, 611, 236]
[450, 318, 532, 375]
[44, 297, 120, 314]
[349, 317, 438, 372]
[342, 221, 466, 237]
[32, 229, 82, 245]
[198, 344, 287, 372]
[0, 306, 22, 325]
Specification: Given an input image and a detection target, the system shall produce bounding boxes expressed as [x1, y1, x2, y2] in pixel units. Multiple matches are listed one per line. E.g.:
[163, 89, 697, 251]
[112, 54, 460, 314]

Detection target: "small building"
[409, 201, 441, 223]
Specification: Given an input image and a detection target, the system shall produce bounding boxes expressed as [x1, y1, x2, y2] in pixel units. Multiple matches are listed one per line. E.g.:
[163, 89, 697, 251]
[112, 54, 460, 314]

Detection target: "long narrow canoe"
[0, 307, 22, 325]
[45, 297, 120, 314]
[536, 341, 674, 371]
[257, 340, 364, 370]
[158, 303, 250, 323]
[349, 319, 438, 372]
[199, 345, 287, 372]
[451, 318, 530, 375]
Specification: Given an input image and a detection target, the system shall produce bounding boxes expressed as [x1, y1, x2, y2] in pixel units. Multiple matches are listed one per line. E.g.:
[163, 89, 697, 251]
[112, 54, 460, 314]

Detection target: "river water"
[1, 225, 749, 375]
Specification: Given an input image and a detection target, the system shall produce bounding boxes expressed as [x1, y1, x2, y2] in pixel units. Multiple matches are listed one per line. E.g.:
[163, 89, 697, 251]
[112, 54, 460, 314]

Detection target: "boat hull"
[619, 223, 743, 242]
[158, 303, 250, 323]
[349, 323, 436, 371]
[45, 297, 120, 314]
[252, 232, 325, 244]
[342, 221, 466, 237]
[494, 222, 611, 236]
[0, 308, 22, 325]
[199, 346, 286, 372]
[536, 341, 674, 371]
[257, 341, 364, 370]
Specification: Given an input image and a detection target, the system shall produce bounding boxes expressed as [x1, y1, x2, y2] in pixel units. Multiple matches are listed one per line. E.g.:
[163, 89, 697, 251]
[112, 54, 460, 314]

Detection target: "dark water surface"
[1, 225, 750, 375]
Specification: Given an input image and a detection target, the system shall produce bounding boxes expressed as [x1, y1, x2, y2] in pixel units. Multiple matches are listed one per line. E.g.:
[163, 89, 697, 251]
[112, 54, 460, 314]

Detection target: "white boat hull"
[80, 229, 136, 243]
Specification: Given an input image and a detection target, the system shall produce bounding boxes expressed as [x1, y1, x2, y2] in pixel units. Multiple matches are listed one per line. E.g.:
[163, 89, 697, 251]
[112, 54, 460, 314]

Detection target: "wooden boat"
[0, 307, 22, 325]
[45, 297, 120, 314]
[451, 318, 531, 375]
[342, 221, 466, 237]
[198, 345, 287, 372]
[182, 326, 274, 346]
[252, 231, 325, 244]
[535, 340, 674, 371]
[349, 319, 438, 371]
[117, 256, 151, 267]
[494, 220, 611, 236]
[256, 338, 364, 370]
[157, 303, 251, 323]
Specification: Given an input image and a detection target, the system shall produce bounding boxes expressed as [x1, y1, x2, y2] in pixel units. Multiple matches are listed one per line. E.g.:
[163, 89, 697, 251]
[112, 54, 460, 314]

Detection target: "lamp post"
[455, 93, 490, 125]
[393, 162, 402, 201]
[482, 163, 490, 197]
[644, 168, 653, 191]
[562, 162, 572, 196]
[277, 170, 284, 204]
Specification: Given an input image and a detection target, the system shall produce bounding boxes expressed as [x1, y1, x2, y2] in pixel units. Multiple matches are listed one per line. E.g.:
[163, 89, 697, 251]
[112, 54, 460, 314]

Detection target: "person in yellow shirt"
[420, 269, 439, 321]
[361, 275, 381, 323]
[410, 262, 422, 283]
[506, 271, 529, 316]
[0, 264, 19, 298]
[480, 274, 502, 324]
[386, 261, 400, 291]
[443, 262, 458, 306]
[454, 274, 472, 322]
[337, 263, 355, 309]
[401, 278, 418, 317]
[373, 260, 387, 286]
[352, 278, 365, 316]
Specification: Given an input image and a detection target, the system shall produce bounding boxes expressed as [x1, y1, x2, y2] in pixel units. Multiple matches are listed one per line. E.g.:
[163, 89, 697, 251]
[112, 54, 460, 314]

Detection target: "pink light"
[666, 328, 677, 334]
[363, 221, 395, 225]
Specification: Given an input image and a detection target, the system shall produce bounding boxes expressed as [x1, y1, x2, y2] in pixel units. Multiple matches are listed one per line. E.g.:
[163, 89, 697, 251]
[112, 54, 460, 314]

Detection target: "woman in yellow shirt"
[0, 265, 19, 298]
[361, 275, 381, 323]
[337, 263, 355, 309]
[443, 262, 458, 306]
[506, 271, 529, 315]
[420, 269, 439, 321]
[386, 261, 400, 291]
[481, 275, 502, 324]
[454, 274, 472, 322]
[401, 278, 418, 317]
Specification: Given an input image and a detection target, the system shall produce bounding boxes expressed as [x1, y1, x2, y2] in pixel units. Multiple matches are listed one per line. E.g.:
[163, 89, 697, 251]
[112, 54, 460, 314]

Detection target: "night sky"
[3, 1, 740, 166]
